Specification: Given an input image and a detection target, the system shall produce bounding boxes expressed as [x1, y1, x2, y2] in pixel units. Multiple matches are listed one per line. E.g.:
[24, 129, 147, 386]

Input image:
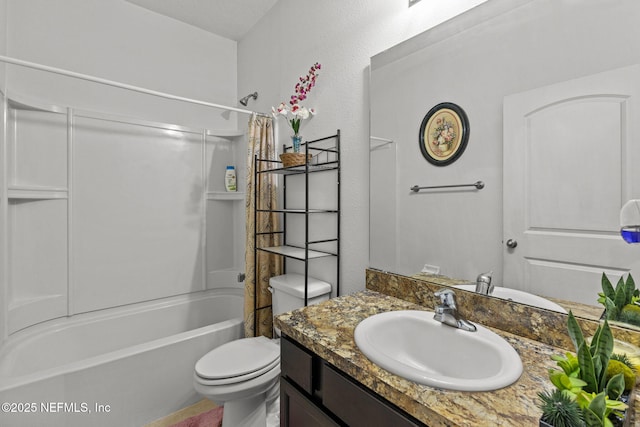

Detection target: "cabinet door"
[280, 378, 339, 427]
[281, 335, 314, 394]
[323, 363, 423, 427]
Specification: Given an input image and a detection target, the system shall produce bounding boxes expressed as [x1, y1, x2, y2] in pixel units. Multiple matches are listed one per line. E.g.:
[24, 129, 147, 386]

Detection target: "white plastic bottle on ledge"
[225, 166, 237, 192]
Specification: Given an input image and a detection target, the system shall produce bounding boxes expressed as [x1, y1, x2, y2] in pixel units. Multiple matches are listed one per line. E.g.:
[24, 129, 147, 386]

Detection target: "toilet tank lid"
[269, 273, 331, 299]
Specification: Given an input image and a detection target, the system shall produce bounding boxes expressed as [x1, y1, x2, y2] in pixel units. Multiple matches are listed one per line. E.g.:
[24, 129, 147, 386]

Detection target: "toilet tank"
[269, 273, 332, 316]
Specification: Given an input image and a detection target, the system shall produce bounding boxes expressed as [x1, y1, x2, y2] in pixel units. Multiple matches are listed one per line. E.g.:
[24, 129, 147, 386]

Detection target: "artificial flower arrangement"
[272, 62, 321, 153]
[538, 312, 636, 427]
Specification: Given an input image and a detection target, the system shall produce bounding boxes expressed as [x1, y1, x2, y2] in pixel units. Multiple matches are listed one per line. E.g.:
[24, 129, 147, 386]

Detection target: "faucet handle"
[476, 271, 493, 284]
[475, 271, 494, 295]
[434, 288, 457, 307]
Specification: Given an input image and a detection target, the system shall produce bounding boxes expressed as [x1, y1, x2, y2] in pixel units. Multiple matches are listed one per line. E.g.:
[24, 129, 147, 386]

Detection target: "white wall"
[6, 0, 237, 129]
[238, 0, 488, 294]
[0, 0, 7, 346]
[0, 0, 6, 87]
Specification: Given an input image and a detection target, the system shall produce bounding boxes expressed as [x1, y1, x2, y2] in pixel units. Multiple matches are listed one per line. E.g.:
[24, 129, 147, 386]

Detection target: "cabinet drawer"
[281, 336, 314, 394]
[323, 363, 423, 427]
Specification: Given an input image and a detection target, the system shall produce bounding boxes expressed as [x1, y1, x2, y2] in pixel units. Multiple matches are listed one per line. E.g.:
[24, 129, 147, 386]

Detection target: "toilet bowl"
[193, 273, 331, 427]
[194, 336, 281, 427]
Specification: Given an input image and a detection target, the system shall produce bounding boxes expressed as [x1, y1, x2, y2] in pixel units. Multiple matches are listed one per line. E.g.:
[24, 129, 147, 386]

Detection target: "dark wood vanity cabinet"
[280, 335, 425, 427]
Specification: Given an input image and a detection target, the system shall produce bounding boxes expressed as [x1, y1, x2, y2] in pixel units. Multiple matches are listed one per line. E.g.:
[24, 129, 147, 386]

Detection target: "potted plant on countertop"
[538, 312, 636, 427]
[272, 62, 321, 167]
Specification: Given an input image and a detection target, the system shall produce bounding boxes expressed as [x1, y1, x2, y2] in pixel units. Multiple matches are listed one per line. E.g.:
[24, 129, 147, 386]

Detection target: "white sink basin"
[454, 285, 567, 313]
[354, 310, 523, 391]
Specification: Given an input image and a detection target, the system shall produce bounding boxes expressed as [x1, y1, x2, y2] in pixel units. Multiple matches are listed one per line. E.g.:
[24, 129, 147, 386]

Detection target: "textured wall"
[0, 0, 6, 344]
[0, 0, 6, 64]
[5, 0, 237, 129]
[237, 0, 488, 294]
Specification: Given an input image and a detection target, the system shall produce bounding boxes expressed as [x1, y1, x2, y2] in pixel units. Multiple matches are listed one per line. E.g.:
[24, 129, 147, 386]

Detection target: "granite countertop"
[275, 290, 562, 427]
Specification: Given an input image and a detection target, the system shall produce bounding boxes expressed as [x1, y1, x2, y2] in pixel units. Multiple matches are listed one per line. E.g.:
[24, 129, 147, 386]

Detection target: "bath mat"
[169, 406, 223, 427]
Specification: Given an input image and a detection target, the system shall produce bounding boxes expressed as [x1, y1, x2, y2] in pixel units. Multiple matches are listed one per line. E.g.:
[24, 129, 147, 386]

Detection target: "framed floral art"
[418, 102, 469, 166]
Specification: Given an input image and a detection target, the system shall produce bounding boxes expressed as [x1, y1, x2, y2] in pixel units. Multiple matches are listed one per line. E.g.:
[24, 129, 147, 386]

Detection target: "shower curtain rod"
[0, 54, 270, 117]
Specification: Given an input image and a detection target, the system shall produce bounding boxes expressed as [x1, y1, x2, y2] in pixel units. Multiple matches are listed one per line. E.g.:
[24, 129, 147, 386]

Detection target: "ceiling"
[125, 0, 280, 41]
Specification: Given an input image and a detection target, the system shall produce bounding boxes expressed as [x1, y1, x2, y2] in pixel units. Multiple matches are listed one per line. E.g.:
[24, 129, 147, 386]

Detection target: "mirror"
[369, 0, 640, 323]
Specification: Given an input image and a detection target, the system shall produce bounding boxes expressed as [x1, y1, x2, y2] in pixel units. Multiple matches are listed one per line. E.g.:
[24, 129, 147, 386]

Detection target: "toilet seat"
[195, 358, 279, 386]
[193, 361, 281, 406]
[195, 336, 280, 385]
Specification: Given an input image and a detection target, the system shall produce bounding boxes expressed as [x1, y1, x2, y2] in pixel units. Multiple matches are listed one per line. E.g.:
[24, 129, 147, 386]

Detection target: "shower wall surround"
[3, 94, 247, 335]
[1, 0, 240, 345]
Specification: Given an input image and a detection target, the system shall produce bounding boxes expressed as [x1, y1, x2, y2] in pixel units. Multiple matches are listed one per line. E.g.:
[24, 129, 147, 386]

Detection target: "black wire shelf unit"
[253, 131, 341, 333]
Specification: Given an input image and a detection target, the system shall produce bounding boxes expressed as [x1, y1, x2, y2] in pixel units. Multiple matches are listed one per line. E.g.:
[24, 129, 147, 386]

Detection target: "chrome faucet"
[475, 271, 494, 295]
[433, 289, 477, 332]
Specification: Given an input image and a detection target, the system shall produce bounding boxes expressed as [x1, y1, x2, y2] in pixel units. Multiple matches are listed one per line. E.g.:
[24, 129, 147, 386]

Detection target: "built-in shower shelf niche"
[206, 191, 245, 201]
[5, 92, 69, 334]
[7, 94, 66, 114]
[7, 185, 68, 200]
[7, 195, 68, 333]
[207, 129, 245, 138]
[8, 293, 65, 311]
[8, 294, 66, 334]
[205, 128, 247, 292]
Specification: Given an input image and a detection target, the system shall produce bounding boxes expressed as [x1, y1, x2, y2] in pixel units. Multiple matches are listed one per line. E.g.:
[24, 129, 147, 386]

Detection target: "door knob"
[506, 239, 518, 248]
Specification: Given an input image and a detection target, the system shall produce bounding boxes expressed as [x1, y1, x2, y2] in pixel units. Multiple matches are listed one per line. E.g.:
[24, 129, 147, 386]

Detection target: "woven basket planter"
[280, 152, 312, 168]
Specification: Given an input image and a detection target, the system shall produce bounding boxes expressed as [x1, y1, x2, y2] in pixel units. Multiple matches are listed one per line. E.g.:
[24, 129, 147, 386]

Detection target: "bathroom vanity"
[280, 334, 421, 426]
[275, 290, 564, 426]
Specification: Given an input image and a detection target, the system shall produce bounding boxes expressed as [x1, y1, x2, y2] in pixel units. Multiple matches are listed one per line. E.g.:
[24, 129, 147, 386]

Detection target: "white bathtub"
[0, 288, 244, 427]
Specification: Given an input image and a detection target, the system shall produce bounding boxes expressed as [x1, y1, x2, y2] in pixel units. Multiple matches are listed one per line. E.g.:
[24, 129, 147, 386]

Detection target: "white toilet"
[193, 273, 332, 427]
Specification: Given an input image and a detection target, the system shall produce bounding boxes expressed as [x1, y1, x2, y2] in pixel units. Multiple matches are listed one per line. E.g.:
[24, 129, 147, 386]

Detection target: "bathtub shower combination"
[0, 58, 254, 427]
[0, 290, 243, 427]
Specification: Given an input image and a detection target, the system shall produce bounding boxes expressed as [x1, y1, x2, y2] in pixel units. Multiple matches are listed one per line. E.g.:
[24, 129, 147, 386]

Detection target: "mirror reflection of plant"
[598, 273, 640, 326]
[538, 312, 631, 427]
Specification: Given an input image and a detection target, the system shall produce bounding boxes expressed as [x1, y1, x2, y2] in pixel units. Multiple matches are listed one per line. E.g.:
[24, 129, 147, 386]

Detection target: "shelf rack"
[253, 131, 341, 333]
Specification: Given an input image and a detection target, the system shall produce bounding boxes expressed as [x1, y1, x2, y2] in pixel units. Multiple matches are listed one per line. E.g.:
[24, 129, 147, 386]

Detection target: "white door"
[503, 64, 640, 306]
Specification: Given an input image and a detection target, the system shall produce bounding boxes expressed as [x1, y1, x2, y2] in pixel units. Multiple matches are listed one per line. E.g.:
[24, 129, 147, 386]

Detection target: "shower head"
[239, 92, 258, 106]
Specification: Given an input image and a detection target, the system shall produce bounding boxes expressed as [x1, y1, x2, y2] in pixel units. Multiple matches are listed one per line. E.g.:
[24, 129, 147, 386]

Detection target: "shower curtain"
[244, 114, 282, 338]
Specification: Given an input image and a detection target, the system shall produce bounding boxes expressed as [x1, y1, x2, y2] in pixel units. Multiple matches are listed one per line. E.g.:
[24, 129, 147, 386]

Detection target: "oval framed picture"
[419, 102, 470, 166]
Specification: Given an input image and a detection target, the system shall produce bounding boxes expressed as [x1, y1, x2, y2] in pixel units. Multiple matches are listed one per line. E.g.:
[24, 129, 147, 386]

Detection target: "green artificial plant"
[538, 389, 583, 427]
[539, 312, 629, 427]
